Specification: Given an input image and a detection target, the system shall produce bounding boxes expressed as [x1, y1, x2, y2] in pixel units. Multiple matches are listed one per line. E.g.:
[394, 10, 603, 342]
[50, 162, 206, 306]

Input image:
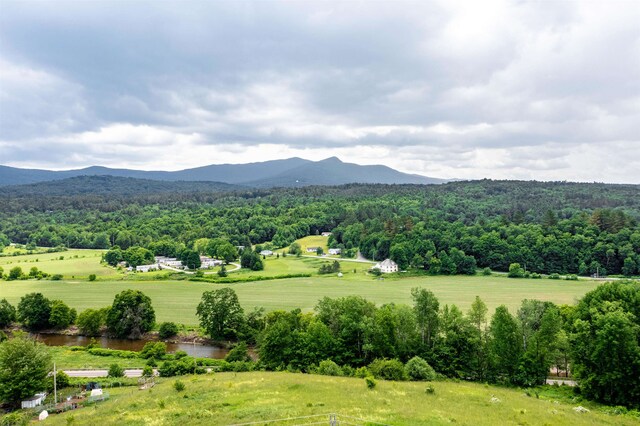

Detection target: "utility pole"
[53, 362, 57, 405]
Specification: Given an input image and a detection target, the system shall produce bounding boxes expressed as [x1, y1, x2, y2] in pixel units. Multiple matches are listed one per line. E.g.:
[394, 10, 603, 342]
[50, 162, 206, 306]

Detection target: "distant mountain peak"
[0, 158, 449, 187]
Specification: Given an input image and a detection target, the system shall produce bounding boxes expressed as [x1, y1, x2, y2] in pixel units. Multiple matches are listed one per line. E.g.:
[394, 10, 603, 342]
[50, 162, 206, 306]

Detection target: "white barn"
[373, 259, 399, 273]
[328, 248, 341, 255]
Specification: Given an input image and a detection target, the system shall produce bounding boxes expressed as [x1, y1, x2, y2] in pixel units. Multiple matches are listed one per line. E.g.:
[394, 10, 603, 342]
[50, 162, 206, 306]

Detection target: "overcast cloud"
[1, 0, 639, 182]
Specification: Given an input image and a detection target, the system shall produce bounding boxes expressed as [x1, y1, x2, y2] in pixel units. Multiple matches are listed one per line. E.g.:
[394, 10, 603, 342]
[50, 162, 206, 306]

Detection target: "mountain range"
[0, 157, 446, 188]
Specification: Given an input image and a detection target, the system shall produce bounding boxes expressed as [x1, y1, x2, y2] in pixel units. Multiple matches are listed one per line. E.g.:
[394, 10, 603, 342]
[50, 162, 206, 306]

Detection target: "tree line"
[2, 181, 638, 276]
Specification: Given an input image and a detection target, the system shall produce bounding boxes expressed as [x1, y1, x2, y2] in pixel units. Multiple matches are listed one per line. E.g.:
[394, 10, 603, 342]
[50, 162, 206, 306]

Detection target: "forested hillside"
[1, 180, 639, 276]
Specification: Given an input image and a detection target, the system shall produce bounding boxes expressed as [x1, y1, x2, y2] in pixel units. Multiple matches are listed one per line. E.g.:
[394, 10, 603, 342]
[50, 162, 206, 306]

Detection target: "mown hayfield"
[45, 372, 634, 425]
[0, 249, 112, 278]
[1, 272, 600, 325]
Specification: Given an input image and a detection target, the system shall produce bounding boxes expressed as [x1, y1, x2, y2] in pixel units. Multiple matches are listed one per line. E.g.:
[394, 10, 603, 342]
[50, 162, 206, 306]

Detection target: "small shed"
[21, 392, 46, 409]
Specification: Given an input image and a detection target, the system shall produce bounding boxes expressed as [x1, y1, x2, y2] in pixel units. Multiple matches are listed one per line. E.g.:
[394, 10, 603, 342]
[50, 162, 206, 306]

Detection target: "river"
[34, 334, 231, 359]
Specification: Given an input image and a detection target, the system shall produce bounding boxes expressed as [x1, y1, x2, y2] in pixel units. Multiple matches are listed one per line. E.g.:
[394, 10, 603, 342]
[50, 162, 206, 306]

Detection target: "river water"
[35, 334, 230, 359]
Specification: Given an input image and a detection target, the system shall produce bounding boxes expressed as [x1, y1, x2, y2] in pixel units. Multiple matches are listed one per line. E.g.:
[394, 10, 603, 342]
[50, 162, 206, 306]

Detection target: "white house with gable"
[373, 258, 398, 273]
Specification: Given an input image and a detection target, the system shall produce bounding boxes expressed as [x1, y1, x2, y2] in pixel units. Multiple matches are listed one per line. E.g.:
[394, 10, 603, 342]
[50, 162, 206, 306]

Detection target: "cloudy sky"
[1, 1, 639, 182]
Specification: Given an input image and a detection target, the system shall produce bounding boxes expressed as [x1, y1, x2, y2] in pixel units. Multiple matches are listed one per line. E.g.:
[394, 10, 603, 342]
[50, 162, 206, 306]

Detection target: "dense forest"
[1, 179, 639, 276]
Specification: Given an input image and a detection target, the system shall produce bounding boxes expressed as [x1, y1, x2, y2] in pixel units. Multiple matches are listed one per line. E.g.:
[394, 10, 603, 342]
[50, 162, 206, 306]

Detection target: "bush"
[549, 273, 561, 279]
[565, 274, 578, 281]
[482, 267, 492, 276]
[108, 363, 124, 378]
[89, 348, 138, 358]
[51, 274, 63, 281]
[140, 342, 167, 359]
[354, 366, 369, 378]
[405, 356, 436, 381]
[47, 370, 71, 391]
[225, 342, 251, 362]
[365, 376, 376, 389]
[368, 359, 408, 381]
[425, 385, 436, 394]
[317, 359, 343, 376]
[88, 274, 97, 282]
[508, 263, 525, 278]
[173, 380, 186, 392]
[158, 322, 179, 339]
[142, 365, 154, 377]
[0, 411, 31, 426]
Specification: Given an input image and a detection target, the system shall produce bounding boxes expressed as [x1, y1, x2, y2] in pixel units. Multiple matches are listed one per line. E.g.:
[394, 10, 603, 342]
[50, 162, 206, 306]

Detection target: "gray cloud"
[0, 0, 639, 182]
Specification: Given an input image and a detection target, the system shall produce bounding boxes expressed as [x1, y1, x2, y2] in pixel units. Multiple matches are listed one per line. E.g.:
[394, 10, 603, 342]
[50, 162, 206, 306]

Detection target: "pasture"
[46, 371, 635, 425]
[1, 273, 600, 325]
[0, 249, 112, 278]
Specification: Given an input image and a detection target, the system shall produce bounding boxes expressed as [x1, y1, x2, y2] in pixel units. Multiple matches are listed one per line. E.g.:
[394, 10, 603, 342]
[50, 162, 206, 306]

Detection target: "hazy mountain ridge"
[0, 157, 446, 188]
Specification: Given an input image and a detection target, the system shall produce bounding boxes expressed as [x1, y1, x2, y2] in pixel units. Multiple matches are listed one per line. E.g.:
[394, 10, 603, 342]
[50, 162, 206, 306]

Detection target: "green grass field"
[1, 273, 600, 325]
[43, 372, 635, 425]
[0, 249, 113, 278]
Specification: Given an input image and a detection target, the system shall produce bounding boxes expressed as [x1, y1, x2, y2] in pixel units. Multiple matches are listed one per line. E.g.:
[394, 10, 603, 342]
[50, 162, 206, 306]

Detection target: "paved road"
[64, 369, 147, 378]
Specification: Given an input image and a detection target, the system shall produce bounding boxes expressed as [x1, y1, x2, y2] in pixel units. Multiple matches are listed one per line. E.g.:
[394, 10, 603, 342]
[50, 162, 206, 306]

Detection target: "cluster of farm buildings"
[125, 255, 223, 273]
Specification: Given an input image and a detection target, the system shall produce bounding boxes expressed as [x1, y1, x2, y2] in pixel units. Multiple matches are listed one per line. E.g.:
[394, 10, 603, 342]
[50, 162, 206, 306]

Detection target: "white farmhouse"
[373, 258, 399, 273]
[328, 248, 341, 255]
[306, 247, 319, 253]
[321, 232, 332, 237]
[260, 250, 273, 256]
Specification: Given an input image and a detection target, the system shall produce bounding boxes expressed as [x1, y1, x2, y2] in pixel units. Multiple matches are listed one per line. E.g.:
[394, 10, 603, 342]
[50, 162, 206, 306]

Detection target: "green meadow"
[45, 372, 636, 426]
[0, 249, 112, 278]
[2, 272, 599, 325]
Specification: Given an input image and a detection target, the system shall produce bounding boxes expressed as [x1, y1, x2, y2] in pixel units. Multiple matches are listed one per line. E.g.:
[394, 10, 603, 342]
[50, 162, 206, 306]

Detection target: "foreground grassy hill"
[44, 372, 634, 425]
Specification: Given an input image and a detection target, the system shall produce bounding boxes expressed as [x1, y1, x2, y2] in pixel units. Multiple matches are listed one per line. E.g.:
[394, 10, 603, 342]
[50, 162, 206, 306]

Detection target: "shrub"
[368, 359, 408, 381]
[173, 380, 186, 392]
[88, 274, 97, 282]
[549, 273, 560, 279]
[51, 274, 63, 281]
[89, 348, 138, 358]
[8, 266, 23, 280]
[158, 322, 179, 339]
[140, 342, 167, 359]
[225, 342, 251, 362]
[405, 356, 436, 381]
[317, 359, 343, 376]
[482, 267, 492, 276]
[107, 363, 124, 378]
[47, 371, 71, 391]
[365, 376, 377, 389]
[0, 411, 31, 426]
[142, 365, 154, 377]
[508, 263, 525, 278]
[425, 385, 436, 394]
[354, 366, 369, 378]
[565, 274, 578, 281]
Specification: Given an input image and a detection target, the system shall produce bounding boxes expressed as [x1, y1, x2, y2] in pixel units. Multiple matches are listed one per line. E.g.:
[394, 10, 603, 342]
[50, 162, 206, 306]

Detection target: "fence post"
[329, 413, 338, 426]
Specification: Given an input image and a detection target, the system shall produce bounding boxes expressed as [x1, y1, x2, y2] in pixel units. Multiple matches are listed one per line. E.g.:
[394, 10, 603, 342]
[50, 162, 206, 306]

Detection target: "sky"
[0, 1, 639, 183]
